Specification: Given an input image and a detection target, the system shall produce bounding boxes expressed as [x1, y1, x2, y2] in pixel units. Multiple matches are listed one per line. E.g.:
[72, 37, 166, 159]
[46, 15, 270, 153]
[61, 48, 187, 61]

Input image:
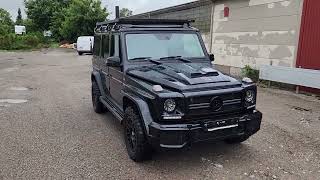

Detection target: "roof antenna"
[115, 6, 120, 19]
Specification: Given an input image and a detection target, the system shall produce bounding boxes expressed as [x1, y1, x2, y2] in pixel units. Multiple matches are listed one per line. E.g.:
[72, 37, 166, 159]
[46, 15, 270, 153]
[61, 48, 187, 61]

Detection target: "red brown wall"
[296, 0, 320, 93]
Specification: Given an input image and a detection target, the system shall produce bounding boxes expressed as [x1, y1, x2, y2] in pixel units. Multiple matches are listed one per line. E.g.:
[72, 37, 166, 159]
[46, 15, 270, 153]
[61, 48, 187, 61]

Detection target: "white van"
[76, 36, 94, 55]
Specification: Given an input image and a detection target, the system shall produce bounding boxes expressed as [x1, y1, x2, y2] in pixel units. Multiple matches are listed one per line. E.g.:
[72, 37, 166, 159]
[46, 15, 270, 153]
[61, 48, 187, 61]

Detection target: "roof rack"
[95, 18, 195, 33]
[97, 18, 194, 26]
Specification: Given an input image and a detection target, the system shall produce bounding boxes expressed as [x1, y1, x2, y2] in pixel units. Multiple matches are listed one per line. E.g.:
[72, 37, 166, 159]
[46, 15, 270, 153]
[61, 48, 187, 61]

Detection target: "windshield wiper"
[159, 56, 191, 63]
[129, 57, 161, 65]
[129, 57, 152, 61]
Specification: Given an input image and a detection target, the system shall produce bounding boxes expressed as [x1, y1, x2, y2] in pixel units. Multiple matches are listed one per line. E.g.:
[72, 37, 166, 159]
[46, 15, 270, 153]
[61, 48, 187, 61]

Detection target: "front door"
[108, 34, 123, 107]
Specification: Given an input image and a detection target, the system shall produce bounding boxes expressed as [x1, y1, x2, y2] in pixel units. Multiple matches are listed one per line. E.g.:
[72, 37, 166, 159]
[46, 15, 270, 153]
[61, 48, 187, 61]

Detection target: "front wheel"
[78, 51, 83, 56]
[124, 106, 152, 162]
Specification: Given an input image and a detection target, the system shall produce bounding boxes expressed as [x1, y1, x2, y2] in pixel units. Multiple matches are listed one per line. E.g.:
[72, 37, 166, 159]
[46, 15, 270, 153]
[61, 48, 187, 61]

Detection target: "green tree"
[23, 18, 38, 32]
[50, 11, 66, 41]
[25, 0, 70, 31]
[59, 0, 108, 42]
[0, 8, 14, 35]
[16, 8, 23, 25]
[120, 8, 133, 17]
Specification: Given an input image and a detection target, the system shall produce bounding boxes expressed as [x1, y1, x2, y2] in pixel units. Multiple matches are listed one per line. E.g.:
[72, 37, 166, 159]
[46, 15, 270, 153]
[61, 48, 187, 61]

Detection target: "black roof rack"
[95, 18, 195, 33]
[96, 18, 194, 26]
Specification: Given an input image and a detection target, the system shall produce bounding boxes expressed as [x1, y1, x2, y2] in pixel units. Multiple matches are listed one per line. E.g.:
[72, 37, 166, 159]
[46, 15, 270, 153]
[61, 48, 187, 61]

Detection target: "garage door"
[297, 0, 320, 70]
[296, 0, 320, 93]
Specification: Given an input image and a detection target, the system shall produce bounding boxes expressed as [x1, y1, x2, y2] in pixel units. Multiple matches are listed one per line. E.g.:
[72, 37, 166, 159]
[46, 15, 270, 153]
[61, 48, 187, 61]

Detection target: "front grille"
[186, 92, 243, 118]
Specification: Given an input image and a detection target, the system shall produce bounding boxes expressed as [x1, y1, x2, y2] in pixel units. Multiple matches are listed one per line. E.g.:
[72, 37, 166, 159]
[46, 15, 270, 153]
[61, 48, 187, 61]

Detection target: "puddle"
[0, 99, 28, 104]
[287, 104, 312, 112]
[291, 106, 311, 112]
[10, 87, 29, 91]
[2, 67, 19, 72]
[0, 104, 10, 107]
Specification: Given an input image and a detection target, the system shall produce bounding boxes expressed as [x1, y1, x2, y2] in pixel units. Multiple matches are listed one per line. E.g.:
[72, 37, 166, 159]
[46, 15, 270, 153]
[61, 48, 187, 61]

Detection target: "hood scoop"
[189, 68, 219, 78]
[161, 64, 220, 79]
[128, 63, 232, 87]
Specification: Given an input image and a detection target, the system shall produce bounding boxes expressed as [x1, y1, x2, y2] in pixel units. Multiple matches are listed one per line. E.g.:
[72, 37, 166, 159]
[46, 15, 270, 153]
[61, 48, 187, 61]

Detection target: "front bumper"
[148, 111, 262, 148]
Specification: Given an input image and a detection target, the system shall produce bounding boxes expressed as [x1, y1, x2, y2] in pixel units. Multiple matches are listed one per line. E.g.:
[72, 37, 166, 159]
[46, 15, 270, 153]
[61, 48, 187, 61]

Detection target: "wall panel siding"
[212, 0, 303, 69]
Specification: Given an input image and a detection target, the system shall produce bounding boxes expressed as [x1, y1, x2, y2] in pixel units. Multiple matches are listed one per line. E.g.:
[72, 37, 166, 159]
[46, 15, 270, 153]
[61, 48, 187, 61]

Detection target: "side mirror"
[209, 54, 215, 62]
[106, 56, 121, 67]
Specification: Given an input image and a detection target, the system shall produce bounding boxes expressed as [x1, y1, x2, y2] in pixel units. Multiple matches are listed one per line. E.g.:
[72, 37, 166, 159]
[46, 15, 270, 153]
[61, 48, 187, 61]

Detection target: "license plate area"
[204, 118, 239, 132]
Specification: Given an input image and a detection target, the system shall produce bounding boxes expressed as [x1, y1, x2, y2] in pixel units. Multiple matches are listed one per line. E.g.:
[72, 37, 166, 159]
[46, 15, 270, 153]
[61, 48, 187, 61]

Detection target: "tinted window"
[102, 34, 110, 58]
[110, 34, 120, 57]
[93, 35, 101, 56]
[126, 33, 205, 60]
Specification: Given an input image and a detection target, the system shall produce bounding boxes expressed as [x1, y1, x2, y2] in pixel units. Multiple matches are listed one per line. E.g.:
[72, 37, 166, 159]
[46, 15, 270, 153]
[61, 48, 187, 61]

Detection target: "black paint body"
[91, 19, 262, 148]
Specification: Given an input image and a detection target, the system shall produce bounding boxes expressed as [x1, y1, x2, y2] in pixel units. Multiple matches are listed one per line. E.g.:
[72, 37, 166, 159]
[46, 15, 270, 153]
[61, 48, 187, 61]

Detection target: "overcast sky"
[1, 0, 196, 20]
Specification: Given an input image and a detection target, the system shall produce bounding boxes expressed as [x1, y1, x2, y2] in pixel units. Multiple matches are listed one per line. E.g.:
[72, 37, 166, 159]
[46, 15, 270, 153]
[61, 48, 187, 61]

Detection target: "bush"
[241, 65, 260, 82]
[0, 34, 15, 49]
[0, 33, 48, 50]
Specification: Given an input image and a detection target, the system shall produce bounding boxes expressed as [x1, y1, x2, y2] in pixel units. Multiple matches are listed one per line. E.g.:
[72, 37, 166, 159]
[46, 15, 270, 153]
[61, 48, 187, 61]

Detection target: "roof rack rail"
[95, 18, 195, 33]
[97, 18, 194, 26]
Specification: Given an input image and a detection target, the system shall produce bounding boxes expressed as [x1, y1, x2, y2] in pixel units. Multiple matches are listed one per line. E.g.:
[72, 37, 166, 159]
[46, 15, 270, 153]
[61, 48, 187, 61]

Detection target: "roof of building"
[129, 0, 213, 18]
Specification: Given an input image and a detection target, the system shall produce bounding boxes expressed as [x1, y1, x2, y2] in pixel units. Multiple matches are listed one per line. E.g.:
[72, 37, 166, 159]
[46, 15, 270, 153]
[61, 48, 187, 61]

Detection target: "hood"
[127, 63, 242, 91]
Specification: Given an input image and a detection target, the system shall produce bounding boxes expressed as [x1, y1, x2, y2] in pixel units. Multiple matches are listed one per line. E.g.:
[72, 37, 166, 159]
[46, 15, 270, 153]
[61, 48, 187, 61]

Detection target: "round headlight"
[245, 90, 255, 102]
[164, 99, 176, 113]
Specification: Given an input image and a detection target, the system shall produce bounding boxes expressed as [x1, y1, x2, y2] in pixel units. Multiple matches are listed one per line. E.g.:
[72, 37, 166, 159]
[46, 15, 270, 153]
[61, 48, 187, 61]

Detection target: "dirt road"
[0, 49, 319, 179]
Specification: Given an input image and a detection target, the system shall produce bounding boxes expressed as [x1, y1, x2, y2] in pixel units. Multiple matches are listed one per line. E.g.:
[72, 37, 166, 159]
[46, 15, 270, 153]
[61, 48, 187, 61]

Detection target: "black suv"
[91, 18, 262, 162]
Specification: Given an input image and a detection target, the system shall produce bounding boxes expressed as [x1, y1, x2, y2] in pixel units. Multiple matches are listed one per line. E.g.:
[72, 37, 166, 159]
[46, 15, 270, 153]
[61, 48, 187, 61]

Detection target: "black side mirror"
[106, 56, 121, 67]
[209, 54, 215, 62]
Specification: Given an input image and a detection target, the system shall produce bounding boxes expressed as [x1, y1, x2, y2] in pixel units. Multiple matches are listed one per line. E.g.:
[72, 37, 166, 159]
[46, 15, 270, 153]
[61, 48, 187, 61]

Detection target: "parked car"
[91, 18, 262, 162]
[76, 36, 94, 55]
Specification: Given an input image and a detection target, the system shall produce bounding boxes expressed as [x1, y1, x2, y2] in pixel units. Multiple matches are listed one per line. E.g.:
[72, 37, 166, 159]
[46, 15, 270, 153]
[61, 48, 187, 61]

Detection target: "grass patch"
[241, 65, 259, 82]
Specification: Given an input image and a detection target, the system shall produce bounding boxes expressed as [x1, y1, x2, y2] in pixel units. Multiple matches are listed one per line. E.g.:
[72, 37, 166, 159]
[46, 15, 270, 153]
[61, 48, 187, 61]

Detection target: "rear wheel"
[124, 106, 152, 162]
[78, 52, 83, 56]
[91, 81, 106, 114]
[224, 135, 250, 144]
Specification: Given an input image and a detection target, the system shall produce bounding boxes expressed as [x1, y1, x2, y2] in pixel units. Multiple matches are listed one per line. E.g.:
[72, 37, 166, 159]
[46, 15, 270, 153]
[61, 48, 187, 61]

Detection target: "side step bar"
[100, 96, 123, 121]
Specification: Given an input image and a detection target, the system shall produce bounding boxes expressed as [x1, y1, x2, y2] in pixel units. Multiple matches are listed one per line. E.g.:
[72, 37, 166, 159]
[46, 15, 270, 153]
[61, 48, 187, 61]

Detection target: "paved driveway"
[0, 49, 319, 179]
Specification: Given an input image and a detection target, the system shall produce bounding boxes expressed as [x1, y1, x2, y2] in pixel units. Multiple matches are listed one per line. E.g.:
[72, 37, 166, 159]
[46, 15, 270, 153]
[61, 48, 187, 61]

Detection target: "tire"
[124, 106, 152, 162]
[78, 52, 83, 56]
[91, 81, 106, 114]
[224, 135, 250, 144]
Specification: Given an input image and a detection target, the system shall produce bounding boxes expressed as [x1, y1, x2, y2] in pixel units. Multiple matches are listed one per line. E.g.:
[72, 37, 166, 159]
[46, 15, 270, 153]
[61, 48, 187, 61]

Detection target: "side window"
[110, 34, 120, 57]
[93, 35, 101, 56]
[102, 34, 110, 58]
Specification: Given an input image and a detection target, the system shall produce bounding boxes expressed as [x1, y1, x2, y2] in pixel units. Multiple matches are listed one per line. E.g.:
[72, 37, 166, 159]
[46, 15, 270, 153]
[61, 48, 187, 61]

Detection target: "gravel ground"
[0, 49, 319, 179]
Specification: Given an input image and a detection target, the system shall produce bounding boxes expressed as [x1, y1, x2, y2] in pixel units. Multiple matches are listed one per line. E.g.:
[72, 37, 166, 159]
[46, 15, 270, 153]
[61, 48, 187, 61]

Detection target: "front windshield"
[125, 33, 205, 60]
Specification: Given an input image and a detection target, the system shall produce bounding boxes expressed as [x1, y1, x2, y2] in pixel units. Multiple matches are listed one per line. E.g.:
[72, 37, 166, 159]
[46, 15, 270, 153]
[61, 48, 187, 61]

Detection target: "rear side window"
[110, 34, 120, 57]
[102, 34, 110, 58]
[93, 35, 101, 56]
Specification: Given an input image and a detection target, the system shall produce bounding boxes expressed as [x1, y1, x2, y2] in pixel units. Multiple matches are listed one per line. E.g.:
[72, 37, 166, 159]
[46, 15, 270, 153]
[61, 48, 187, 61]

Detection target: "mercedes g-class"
[91, 18, 262, 162]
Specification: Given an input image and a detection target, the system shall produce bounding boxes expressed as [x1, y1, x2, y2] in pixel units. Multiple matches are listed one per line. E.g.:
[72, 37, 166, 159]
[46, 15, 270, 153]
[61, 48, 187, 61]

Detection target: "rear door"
[101, 34, 111, 93]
